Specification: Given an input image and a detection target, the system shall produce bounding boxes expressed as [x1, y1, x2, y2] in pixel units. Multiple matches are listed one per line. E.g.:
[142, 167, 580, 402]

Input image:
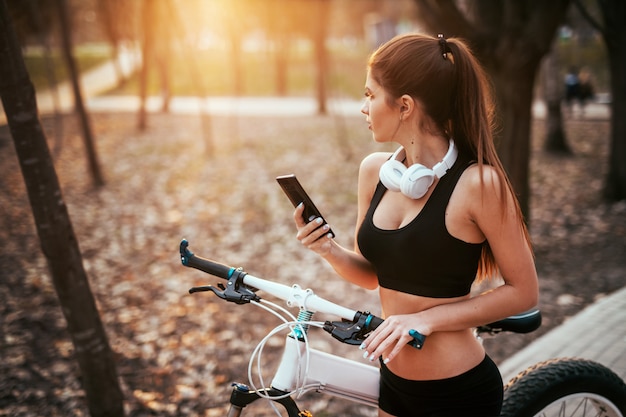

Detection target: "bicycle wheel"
[501, 358, 626, 417]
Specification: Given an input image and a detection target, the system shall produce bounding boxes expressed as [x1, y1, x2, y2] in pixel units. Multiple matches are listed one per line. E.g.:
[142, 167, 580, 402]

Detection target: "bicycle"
[179, 239, 626, 417]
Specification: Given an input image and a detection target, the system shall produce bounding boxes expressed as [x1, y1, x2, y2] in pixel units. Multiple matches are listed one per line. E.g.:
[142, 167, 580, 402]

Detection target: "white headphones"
[379, 139, 458, 199]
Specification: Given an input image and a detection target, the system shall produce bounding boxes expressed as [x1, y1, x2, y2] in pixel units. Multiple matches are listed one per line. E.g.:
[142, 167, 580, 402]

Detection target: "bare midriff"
[378, 286, 486, 381]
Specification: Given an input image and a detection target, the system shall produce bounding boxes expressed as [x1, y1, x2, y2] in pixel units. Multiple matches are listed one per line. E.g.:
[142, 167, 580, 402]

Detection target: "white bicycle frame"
[271, 336, 380, 407]
[240, 275, 381, 408]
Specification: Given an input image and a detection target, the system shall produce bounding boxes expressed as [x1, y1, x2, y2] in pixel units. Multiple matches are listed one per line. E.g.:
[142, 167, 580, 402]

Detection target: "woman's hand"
[293, 203, 334, 256]
[359, 313, 431, 364]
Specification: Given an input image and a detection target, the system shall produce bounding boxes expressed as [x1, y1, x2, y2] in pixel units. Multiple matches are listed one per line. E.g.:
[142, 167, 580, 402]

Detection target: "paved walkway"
[499, 286, 626, 383]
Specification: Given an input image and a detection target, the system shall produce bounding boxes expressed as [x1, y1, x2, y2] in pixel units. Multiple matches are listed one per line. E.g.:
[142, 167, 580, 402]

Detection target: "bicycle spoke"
[535, 394, 619, 417]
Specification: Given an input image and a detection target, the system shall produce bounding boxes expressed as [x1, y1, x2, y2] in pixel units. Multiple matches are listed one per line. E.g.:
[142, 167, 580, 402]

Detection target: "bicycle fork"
[226, 383, 311, 417]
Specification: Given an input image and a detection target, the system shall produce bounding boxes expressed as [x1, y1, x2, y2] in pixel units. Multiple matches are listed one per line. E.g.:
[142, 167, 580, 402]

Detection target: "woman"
[293, 33, 538, 417]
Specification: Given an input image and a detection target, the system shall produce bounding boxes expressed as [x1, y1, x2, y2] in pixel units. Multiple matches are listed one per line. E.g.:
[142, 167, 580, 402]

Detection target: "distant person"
[577, 68, 595, 116]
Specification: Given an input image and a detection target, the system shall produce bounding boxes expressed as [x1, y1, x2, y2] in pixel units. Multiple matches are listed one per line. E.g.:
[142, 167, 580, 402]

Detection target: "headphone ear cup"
[400, 164, 435, 199]
[379, 159, 406, 193]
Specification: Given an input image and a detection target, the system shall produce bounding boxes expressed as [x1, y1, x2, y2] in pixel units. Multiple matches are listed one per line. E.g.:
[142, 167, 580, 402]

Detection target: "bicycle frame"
[272, 336, 379, 407]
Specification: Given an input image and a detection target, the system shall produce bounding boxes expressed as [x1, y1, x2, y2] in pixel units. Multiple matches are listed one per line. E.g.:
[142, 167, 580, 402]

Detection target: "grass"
[105, 43, 370, 99]
[23, 44, 113, 90]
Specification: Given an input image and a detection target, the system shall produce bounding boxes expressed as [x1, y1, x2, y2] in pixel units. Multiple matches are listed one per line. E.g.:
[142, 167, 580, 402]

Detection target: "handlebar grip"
[180, 239, 234, 279]
[366, 313, 425, 349]
[365, 314, 384, 331]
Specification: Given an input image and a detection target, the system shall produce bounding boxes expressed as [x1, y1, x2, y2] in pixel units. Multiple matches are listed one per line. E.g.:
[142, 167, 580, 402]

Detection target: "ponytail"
[446, 37, 531, 281]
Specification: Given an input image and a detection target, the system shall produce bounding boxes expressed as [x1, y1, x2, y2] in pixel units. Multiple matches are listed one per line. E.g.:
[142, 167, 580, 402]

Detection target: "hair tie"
[438, 34, 450, 60]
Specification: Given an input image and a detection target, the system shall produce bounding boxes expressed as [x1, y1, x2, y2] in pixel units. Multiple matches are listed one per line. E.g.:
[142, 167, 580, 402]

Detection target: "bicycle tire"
[501, 357, 626, 417]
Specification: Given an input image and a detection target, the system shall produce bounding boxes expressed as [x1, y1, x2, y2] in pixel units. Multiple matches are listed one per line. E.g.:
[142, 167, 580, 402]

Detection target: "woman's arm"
[293, 152, 389, 290]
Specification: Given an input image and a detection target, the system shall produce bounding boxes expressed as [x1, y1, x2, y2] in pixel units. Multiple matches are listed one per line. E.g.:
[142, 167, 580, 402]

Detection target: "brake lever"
[323, 311, 375, 345]
[189, 269, 260, 305]
[323, 311, 426, 349]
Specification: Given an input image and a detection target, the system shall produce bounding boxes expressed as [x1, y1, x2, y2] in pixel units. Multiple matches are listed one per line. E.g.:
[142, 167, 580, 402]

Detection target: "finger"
[382, 334, 413, 364]
[293, 203, 306, 227]
[361, 323, 395, 361]
[300, 221, 331, 246]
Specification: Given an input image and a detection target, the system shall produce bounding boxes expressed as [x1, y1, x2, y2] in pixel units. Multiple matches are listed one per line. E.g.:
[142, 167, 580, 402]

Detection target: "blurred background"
[6, 0, 610, 101]
[1, 1, 624, 417]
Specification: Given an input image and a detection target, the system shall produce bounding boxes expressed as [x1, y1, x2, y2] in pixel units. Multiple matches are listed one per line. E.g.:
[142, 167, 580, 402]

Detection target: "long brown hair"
[368, 33, 531, 280]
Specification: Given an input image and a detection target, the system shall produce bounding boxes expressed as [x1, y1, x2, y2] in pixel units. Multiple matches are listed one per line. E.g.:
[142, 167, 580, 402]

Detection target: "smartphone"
[276, 174, 335, 238]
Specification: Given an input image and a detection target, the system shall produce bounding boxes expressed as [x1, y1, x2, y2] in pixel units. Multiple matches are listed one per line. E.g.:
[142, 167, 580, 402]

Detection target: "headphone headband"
[432, 139, 458, 178]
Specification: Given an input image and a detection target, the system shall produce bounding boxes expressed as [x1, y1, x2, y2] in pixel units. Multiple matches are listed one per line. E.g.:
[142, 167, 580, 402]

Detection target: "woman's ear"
[398, 94, 416, 119]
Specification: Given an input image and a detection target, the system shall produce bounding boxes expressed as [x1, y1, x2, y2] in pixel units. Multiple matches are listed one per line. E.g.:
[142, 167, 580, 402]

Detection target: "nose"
[360, 100, 369, 115]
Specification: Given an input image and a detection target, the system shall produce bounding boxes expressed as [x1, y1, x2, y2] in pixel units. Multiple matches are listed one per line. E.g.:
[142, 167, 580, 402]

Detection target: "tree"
[0, 1, 125, 416]
[413, 0, 571, 218]
[97, 0, 128, 86]
[575, 0, 626, 201]
[55, 0, 105, 186]
[542, 40, 571, 154]
[313, 0, 331, 114]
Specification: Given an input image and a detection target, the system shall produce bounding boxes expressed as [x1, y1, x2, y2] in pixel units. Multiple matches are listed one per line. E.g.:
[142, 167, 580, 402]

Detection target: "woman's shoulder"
[357, 152, 392, 201]
[360, 151, 393, 175]
[459, 162, 512, 210]
[461, 162, 502, 189]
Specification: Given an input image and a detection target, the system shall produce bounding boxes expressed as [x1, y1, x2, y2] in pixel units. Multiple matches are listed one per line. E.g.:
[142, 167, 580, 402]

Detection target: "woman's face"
[361, 73, 401, 144]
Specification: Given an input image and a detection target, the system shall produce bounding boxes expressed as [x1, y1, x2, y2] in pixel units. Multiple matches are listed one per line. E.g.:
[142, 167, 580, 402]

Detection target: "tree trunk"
[600, 1, 626, 201]
[0, 1, 125, 416]
[542, 46, 571, 153]
[56, 0, 105, 187]
[491, 68, 536, 217]
[313, 0, 329, 115]
[97, 0, 126, 86]
[138, 0, 154, 131]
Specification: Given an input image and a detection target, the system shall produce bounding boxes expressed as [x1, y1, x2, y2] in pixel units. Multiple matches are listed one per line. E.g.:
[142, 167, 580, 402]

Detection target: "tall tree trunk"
[26, 0, 65, 157]
[138, 0, 155, 131]
[573, 0, 626, 201]
[599, 1, 626, 201]
[97, 0, 126, 86]
[491, 67, 536, 217]
[56, 0, 105, 187]
[542, 46, 571, 153]
[166, 0, 214, 155]
[0, 2, 125, 416]
[313, 0, 330, 115]
[270, 0, 288, 97]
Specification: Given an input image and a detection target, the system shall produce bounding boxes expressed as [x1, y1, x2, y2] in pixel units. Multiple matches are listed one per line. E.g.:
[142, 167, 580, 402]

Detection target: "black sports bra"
[357, 155, 483, 298]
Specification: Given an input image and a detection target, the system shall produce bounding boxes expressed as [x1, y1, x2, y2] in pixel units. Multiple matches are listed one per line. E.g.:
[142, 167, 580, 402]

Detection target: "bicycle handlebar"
[179, 239, 421, 347]
[181, 239, 361, 319]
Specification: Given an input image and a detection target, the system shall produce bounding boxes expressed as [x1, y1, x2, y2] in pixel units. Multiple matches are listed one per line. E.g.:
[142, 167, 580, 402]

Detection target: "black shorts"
[378, 355, 503, 417]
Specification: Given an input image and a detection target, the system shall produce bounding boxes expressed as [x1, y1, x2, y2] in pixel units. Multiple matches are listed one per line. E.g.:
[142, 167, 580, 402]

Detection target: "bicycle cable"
[246, 299, 325, 407]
